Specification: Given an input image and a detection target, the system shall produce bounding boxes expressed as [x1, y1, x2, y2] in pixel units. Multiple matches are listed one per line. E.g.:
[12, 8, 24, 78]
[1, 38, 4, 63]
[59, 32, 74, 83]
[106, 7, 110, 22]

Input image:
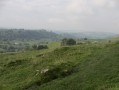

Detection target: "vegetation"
[0, 39, 119, 90]
[61, 38, 76, 46]
[0, 29, 115, 53]
[0, 29, 58, 41]
[0, 29, 60, 53]
[32, 44, 48, 50]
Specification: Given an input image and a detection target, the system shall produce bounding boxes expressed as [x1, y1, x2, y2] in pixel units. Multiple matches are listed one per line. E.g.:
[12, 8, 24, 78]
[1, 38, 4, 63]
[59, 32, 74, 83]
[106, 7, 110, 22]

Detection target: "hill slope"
[0, 42, 119, 90]
[0, 29, 58, 41]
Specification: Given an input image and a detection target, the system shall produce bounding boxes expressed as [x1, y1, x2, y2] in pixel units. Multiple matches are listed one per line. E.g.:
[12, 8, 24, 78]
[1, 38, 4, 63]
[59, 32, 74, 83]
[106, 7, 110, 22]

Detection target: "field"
[0, 41, 119, 90]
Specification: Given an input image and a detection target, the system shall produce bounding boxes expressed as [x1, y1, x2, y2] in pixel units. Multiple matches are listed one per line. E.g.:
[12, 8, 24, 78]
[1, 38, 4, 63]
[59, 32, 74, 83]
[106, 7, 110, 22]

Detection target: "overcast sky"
[0, 0, 119, 32]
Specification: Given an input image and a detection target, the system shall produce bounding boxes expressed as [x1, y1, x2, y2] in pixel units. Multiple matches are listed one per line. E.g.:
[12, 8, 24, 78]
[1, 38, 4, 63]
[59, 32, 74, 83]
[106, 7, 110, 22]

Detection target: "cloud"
[0, 0, 119, 32]
[66, 0, 117, 15]
[92, 0, 116, 8]
[48, 18, 64, 23]
[0, 0, 8, 7]
[92, 0, 108, 7]
[67, 0, 93, 15]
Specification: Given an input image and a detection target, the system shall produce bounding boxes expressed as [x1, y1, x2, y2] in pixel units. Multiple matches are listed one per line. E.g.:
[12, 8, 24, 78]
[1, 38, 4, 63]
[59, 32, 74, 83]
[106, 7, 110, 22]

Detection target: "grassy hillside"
[0, 41, 119, 90]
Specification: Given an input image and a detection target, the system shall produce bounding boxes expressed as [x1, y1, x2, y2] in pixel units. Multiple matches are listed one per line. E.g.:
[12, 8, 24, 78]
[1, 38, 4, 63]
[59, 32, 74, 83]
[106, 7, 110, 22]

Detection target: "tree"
[32, 44, 48, 50]
[61, 38, 76, 46]
[66, 38, 76, 45]
[84, 38, 88, 40]
[37, 45, 48, 50]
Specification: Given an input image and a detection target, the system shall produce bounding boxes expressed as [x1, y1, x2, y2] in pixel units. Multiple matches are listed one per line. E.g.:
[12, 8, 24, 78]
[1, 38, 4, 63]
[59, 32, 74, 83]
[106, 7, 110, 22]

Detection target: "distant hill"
[57, 32, 116, 39]
[0, 29, 58, 41]
[0, 29, 117, 41]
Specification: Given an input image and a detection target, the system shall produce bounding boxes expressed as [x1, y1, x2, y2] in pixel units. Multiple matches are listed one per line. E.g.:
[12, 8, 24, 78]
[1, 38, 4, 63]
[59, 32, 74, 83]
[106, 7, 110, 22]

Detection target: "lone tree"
[61, 38, 76, 46]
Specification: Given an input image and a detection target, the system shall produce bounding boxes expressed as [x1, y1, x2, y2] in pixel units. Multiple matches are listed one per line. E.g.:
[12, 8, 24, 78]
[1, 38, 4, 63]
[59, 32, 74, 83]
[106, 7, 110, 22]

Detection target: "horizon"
[0, 28, 118, 34]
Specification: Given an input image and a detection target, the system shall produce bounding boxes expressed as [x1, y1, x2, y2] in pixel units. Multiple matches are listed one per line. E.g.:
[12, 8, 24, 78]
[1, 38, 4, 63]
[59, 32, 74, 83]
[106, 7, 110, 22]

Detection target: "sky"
[0, 0, 119, 33]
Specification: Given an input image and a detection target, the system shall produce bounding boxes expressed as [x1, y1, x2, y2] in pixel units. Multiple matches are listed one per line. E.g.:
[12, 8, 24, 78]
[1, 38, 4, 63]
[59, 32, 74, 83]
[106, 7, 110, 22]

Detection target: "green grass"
[0, 41, 119, 90]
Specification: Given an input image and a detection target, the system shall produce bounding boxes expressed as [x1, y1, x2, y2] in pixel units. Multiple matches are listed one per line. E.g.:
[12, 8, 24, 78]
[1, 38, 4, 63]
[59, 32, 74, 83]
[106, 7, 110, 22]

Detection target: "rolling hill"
[0, 29, 58, 41]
